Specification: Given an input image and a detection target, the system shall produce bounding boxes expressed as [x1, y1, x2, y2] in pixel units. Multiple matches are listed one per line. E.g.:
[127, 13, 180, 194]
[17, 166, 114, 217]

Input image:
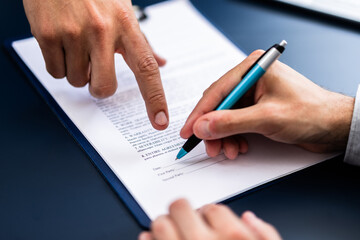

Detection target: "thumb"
[192, 106, 263, 140]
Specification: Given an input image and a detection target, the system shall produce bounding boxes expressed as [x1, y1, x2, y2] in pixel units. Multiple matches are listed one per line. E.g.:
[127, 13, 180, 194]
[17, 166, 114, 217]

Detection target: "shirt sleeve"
[344, 85, 360, 166]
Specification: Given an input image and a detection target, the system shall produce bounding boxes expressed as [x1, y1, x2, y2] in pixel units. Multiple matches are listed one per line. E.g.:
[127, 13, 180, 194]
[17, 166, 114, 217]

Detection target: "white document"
[13, 0, 334, 220]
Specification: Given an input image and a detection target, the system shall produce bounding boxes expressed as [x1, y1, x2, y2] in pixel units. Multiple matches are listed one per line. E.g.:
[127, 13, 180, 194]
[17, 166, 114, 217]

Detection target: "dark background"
[1, 0, 360, 239]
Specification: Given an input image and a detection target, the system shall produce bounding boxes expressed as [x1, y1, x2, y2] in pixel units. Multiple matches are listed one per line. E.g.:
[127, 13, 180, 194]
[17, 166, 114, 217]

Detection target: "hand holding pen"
[179, 41, 352, 159]
[177, 41, 287, 159]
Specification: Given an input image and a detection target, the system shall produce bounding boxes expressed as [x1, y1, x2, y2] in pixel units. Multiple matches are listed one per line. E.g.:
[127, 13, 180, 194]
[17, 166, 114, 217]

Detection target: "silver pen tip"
[175, 158, 178, 160]
[279, 40, 287, 48]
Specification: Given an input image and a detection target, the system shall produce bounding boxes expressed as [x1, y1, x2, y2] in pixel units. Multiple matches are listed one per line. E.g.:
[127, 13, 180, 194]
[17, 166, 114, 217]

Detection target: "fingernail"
[197, 120, 211, 138]
[155, 111, 168, 126]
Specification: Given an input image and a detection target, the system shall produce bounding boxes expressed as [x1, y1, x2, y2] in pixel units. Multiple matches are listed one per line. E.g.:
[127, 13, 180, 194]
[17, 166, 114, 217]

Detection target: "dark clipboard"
[4, 0, 333, 230]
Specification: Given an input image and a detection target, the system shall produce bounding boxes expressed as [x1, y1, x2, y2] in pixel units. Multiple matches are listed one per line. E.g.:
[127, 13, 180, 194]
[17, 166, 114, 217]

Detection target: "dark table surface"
[1, 0, 360, 239]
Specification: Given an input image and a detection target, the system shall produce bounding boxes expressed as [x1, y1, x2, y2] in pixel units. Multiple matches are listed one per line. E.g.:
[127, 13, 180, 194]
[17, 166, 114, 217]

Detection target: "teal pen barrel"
[216, 64, 265, 110]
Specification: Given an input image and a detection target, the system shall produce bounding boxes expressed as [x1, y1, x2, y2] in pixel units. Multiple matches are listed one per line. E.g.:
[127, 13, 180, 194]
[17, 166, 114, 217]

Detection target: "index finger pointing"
[122, 30, 169, 130]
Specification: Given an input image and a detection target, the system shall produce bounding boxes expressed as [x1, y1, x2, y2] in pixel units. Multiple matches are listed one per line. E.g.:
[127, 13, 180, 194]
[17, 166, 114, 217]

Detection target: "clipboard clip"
[133, 5, 148, 22]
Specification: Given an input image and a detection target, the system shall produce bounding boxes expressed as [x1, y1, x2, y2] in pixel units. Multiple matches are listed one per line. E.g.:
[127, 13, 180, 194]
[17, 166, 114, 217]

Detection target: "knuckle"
[202, 88, 209, 97]
[90, 16, 110, 37]
[116, 8, 136, 31]
[63, 25, 81, 40]
[36, 25, 57, 45]
[203, 81, 217, 97]
[138, 55, 159, 74]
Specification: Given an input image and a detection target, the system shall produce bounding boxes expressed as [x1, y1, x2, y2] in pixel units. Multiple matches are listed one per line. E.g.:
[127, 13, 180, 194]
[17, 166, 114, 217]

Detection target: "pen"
[176, 40, 287, 160]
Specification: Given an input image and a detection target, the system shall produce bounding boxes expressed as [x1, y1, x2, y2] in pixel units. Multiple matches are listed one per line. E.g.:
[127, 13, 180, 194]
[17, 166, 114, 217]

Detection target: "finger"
[242, 211, 282, 240]
[154, 52, 167, 67]
[180, 50, 265, 139]
[223, 137, 239, 160]
[63, 37, 90, 87]
[37, 38, 66, 79]
[151, 215, 181, 240]
[169, 199, 210, 240]
[200, 204, 255, 239]
[88, 39, 117, 98]
[204, 139, 222, 158]
[235, 135, 249, 154]
[122, 29, 169, 130]
[192, 106, 264, 140]
[138, 232, 153, 240]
